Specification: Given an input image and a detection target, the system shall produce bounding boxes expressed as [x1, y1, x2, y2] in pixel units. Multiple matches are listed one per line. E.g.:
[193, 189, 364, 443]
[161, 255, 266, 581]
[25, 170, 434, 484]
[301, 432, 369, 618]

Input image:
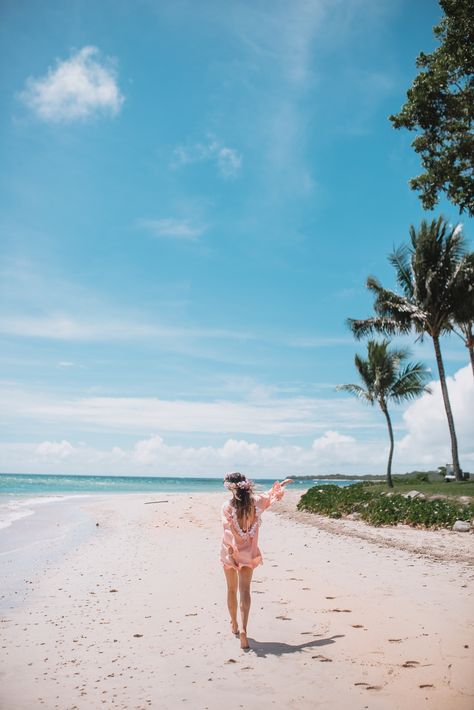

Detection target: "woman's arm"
[258, 479, 293, 510]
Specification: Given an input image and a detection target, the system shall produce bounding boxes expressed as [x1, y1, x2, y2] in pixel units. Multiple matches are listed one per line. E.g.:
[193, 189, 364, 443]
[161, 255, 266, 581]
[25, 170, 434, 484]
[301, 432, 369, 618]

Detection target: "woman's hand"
[280, 478, 294, 487]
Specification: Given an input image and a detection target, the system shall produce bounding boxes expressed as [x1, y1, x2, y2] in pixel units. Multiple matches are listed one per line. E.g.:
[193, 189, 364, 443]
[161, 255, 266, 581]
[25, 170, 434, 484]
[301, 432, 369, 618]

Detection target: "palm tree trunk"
[432, 335, 463, 480]
[380, 403, 394, 488]
[465, 325, 474, 378]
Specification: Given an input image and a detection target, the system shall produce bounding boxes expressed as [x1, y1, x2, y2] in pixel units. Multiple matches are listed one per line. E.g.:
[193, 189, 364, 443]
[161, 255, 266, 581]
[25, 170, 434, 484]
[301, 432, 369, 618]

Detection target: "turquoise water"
[0, 473, 357, 495]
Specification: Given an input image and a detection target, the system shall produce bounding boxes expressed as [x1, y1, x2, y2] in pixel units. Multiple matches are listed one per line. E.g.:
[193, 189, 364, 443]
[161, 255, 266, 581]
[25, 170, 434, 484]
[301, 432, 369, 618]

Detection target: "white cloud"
[172, 138, 242, 178]
[37, 440, 75, 459]
[289, 336, 354, 348]
[312, 430, 355, 451]
[0, 314, 152, 340]
[0, 313, 252, 343]
[136, 218, 207, 240]
[399, 366, 474, 469]
[216, 147, 242, 178]
[133, 435, 166, 464]
[0, 381, 379, 438]
[19, 46, 124, 122]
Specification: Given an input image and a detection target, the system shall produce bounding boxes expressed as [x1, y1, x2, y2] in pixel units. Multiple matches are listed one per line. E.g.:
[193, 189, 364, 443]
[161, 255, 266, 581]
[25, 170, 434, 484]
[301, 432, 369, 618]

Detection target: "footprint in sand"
[330, 609, 352, 613]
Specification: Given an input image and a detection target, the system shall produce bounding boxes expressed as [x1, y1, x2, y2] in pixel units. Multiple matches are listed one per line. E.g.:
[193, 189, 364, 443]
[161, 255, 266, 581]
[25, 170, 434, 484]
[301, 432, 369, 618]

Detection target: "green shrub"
[392, 471, 430, 483]
[297, 484, 474, 529]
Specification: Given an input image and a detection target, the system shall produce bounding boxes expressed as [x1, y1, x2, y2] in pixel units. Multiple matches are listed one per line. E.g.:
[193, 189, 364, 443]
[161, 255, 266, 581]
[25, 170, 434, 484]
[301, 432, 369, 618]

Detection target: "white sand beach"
[1, 491, 473, 710]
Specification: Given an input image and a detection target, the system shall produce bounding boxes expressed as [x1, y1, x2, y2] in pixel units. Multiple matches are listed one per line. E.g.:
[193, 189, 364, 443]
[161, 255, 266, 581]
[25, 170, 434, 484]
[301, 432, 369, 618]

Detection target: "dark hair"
[224, 471, 255, 522]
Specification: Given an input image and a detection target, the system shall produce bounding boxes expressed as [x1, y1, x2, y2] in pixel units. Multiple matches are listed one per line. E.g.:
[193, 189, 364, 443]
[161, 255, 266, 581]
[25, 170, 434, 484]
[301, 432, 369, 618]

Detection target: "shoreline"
[0, 495, 98, 613]
[1, 492, 473, 709]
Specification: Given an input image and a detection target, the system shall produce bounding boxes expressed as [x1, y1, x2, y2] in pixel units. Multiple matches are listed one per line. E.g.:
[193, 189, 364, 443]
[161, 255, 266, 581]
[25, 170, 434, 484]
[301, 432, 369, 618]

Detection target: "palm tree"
[337, 340, 431, 488]
[348, 217, 467, 480]
[451, 252, 474, 376]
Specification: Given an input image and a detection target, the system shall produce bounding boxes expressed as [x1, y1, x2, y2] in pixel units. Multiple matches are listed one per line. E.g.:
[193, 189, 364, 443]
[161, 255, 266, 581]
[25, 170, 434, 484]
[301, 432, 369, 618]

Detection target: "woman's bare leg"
[223, 566, 239, 634]
[238, 566, 253, 649]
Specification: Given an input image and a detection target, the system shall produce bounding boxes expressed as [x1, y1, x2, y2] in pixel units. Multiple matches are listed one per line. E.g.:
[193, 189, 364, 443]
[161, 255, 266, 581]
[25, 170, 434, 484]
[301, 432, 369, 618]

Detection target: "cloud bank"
[1, 367, 472, 476]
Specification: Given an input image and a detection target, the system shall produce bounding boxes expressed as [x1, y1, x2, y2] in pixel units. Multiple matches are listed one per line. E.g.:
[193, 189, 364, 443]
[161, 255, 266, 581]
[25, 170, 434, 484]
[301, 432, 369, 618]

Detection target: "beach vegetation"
[297, 483, 474, 529]
[348, 216, 471, 480]
[337, 340, 431, 488]
[389, 0, 474, 215]
[451, 251, 474, 374]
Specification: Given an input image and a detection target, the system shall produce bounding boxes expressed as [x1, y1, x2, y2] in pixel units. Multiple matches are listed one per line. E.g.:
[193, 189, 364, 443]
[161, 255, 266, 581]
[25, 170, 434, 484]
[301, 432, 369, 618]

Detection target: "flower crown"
[224, 479, 253, 491]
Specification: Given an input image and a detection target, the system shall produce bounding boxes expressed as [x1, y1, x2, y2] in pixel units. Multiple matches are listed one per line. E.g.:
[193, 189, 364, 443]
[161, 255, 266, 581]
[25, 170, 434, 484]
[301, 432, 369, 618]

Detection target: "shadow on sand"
[247, 634, 344, 658]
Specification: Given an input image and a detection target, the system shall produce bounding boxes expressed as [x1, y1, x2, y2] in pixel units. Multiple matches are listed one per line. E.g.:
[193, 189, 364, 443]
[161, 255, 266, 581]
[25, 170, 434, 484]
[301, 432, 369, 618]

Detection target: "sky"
[0, 0, 472, 478]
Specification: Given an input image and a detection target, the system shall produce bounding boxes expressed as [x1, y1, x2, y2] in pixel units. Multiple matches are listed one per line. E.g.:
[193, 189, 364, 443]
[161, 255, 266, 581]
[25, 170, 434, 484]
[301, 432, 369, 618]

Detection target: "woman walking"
[221, 472, 294, 649]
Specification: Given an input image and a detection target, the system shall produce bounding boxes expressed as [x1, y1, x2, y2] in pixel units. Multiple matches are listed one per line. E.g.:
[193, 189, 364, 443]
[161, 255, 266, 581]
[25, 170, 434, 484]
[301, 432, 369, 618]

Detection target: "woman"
[220, 472, 294, 649]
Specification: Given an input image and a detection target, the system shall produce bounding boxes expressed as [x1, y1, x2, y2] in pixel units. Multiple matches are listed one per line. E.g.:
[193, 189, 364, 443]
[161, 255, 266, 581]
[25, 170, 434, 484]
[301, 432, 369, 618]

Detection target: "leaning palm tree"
[348, 217, 467, 480]
[451, 252, 474, 376]
[337, 340, 431, 488]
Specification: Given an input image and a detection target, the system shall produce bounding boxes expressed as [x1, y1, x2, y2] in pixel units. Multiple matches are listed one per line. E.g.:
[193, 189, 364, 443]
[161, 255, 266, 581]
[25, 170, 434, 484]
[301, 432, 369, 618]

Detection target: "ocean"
[0, 473, 358, 531]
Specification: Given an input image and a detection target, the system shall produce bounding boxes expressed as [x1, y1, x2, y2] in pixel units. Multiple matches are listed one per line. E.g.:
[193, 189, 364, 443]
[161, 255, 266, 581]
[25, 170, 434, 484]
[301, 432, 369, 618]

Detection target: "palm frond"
[388, 244, 414, 298]
[336, 383, 374, 405]
[339, 340, 430, 410]
[347, 316, 409, 339]
[389, 361, 432, 403]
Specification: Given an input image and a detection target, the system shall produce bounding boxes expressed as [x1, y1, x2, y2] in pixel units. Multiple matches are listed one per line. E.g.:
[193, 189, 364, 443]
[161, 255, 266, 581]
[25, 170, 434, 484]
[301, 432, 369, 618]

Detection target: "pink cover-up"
[220, 481, 285, 571]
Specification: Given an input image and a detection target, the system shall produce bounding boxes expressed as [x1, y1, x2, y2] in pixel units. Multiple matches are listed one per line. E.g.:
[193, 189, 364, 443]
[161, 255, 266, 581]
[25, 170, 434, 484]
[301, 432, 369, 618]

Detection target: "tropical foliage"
[337, 340, 430, 488]
[297, 483, 474, 529]
[390, 0, 474, 215]
[348, 217, 469, 479]
[451, 251, 474, 374]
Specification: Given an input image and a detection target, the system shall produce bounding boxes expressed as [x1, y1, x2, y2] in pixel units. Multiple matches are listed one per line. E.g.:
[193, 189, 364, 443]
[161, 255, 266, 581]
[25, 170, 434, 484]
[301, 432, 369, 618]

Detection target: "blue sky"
[1, 0, 472, 476]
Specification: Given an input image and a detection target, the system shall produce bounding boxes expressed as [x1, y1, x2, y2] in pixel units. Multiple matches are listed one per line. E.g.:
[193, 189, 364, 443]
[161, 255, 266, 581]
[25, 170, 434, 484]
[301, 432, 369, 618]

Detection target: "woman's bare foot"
[240, 631, 249, 650]
[230, 620, 239, 636]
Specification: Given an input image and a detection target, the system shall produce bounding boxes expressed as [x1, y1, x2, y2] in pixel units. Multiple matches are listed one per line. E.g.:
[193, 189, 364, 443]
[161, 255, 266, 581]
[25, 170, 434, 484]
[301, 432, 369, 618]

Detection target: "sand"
[0, 490, 473, 710]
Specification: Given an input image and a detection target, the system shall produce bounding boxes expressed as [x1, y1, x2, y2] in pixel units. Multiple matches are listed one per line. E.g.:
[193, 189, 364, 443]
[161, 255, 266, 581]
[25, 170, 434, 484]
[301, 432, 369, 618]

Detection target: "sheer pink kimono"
[220, 481, 285, 571]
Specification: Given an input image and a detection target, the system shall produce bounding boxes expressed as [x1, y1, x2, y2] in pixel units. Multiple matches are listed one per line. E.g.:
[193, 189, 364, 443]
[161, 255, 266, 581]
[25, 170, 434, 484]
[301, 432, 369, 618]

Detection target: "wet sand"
[0, 491, 473, 709]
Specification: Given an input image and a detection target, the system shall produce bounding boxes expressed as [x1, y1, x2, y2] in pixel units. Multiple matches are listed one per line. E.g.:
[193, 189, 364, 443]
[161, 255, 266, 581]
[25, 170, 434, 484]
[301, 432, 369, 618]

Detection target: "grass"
[297, 482, 474, 529]
[364, 479, 474, 498]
